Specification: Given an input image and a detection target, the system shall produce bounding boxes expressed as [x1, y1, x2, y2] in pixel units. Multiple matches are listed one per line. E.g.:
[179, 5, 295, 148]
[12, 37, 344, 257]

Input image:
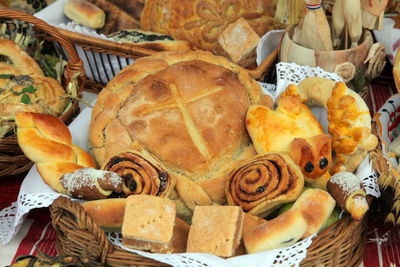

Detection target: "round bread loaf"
[89, 50, 268, 218]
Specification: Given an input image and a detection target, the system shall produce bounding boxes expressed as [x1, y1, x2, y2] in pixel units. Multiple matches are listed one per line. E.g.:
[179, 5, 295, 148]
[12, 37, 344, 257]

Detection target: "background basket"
[49, 28, 277, 92]
[33, 0, 277, 91]
[50, 196, 368, 267]
[0, 9, 85, 178]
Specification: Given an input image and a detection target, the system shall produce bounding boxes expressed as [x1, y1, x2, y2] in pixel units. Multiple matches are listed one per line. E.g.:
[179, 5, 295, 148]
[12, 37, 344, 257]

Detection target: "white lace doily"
[108, 232, 315, 267]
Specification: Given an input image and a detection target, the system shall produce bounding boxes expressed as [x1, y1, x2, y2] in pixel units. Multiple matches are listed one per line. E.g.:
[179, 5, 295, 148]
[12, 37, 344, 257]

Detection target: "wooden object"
[292, 0, 333, 51]
[50, 196, 368, 266]
[361, 0, 388, 30]
[280, 25, 374, 82]
[332, 0, 362, 49]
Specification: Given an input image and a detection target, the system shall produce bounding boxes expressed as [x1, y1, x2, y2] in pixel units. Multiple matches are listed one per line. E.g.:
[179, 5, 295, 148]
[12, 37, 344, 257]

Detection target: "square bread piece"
[218, 17, 260, 67]
[186, 205, 244, 257]
[122, 195, 176, 253]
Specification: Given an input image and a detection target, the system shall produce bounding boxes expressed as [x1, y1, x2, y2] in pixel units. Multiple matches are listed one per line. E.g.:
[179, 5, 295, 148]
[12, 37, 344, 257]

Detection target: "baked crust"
[0, 39, 66, 119]
[186, 206, 244, 257]
[140, 0, 282, 55]
[89, 50, 265, 216]
[64, 0, 105, 29]
[16, 112, 96, 192]
[243, 209, 307, 253]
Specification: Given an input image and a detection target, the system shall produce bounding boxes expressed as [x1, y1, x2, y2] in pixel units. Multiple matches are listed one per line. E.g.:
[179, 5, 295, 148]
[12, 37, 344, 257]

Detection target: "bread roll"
[101, 150, 176, 198]
[108, 29, 192, 52]
[243, 209, 307, 253]
[291, 188, 336, 237]
[186, 206, 244, 257]
[85, 0, 140, 34]
[64, 0, 105, 29]
[0, 39, 67, 131]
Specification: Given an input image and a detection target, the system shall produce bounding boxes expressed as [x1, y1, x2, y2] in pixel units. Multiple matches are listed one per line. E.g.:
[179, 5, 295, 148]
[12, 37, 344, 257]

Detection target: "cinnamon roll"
[225, 152, 304, 217]
[101, 150, 176, 198]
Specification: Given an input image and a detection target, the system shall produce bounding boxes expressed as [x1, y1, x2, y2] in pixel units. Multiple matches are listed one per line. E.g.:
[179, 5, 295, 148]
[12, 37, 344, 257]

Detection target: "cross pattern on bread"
[135, 81, 225, 161]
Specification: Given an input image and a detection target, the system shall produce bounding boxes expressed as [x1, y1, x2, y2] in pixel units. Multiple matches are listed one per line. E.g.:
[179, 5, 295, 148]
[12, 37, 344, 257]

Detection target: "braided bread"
[15, 112, 96, 192]
[289, 77, 378, 174]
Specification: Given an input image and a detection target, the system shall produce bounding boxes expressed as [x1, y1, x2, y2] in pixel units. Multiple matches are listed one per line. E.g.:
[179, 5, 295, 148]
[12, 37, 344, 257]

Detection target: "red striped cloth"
[11, 208, 57, 263]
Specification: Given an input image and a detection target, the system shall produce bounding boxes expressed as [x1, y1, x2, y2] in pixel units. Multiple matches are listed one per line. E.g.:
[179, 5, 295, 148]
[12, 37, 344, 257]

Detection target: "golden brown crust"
[81, 198, 127, 230]
[225, 152, 304, 217]
[89, 50, 264, 216]
[86, 0, 140, 34]
[122, 195, 177, 253]
[291, 188, 336, 238]
[186, 206, 244, 257]
[64, 0, 106, 29]
[246, 93, 332, 188]
[15, 112, 96, 192]
[295, 77, 378, 174]
[0, 40, 66, 118]
[140, 0, 282, 55]
[243, 209, 307, 253]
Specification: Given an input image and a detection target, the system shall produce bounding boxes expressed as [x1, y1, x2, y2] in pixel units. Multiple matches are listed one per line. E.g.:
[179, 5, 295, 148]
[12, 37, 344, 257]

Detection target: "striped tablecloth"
[1, 74, 400, 266]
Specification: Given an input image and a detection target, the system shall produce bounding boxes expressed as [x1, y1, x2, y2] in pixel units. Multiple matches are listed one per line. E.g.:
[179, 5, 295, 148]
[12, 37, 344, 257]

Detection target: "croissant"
[15, 112, 96, 192]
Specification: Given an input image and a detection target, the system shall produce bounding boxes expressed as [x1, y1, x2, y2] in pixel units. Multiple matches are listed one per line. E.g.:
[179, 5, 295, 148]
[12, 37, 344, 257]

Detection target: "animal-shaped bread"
[246, 93, 332, 189]
[287, 77, 378, 174]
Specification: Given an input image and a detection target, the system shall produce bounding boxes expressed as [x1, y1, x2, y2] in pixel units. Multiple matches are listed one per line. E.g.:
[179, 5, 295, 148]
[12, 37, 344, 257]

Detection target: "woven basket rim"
[0, 8, 85, 178]
[50, 196, 368, 267]
[55, 27, 276, 82]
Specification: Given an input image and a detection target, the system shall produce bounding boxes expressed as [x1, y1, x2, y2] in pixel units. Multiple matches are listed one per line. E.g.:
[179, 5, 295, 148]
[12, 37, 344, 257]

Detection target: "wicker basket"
[0, 9, 85, 178]
[50, 196, 368, 267]
[54, 28, 277, 89]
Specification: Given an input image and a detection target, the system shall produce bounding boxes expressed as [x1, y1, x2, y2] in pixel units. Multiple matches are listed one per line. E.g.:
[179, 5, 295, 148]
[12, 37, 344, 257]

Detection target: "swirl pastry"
[101, 150, 176, 198]
[225, 152, 304, 217]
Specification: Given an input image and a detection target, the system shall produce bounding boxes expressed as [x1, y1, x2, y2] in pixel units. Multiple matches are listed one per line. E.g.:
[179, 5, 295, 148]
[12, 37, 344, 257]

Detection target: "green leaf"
[21, 94, 32, 104]
[22, 85, 37, 94]
[0, 74, 13, 79]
